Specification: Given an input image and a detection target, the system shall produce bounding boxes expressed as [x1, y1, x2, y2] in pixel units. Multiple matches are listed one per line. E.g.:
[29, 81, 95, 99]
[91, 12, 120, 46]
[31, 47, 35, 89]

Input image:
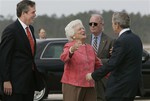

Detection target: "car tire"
[34, 86, 48, 101]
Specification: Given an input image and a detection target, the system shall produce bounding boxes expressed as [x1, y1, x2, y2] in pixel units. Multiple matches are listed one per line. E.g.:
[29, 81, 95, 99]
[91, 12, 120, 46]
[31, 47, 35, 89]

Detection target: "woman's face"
[73, 24, 86, 41]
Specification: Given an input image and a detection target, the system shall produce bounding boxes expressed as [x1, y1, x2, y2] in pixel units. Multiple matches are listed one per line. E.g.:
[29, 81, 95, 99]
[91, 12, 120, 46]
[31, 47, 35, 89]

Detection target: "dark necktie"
[93, 36, 98, 53]
[26, 27, 35, 55]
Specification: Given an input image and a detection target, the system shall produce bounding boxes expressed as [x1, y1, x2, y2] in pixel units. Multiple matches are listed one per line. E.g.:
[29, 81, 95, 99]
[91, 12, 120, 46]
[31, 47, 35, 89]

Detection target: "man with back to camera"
[86, 11, 143, 101]
[86, 14, 114, 101]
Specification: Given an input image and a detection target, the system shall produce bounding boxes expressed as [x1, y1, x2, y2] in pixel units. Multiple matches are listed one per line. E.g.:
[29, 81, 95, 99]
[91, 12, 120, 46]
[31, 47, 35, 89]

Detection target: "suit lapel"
[15, 20, 34, 56]
[98, 33, 107, 55]
[86, 34, 92, 44]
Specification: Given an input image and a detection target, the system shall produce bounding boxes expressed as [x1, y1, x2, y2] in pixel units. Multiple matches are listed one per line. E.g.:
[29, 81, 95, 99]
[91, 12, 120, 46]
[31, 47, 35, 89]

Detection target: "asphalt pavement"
[42, 94, 150, 101]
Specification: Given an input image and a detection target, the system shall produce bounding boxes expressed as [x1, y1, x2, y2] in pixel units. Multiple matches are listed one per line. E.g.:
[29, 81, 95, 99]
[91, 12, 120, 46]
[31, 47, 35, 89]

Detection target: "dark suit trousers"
[95, 78, 107, 101]
[2, 91, 34, 101]
[106, 97, 135, 101]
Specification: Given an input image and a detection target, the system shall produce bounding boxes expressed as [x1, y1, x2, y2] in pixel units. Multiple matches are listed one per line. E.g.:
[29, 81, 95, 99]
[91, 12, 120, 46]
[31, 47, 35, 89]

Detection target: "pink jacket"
[60, 41, 102, 87]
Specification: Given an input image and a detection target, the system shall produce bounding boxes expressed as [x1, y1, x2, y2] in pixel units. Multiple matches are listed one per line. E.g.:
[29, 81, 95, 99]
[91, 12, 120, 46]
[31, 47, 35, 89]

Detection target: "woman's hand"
[71, 40, 82, 53]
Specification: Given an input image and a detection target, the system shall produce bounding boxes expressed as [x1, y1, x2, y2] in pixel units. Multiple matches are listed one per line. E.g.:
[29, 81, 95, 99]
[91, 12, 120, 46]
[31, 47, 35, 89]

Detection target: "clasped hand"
[86, 73, 93, 81]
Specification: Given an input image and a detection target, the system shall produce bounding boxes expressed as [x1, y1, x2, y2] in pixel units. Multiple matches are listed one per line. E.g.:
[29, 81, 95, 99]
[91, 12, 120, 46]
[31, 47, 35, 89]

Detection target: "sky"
[0, 0, 150, 19]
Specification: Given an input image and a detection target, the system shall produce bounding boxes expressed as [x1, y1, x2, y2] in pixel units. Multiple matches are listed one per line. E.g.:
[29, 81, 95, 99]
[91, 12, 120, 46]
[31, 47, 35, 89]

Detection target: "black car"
[34, 38, 67, 101]
[34, 38, 150, 101]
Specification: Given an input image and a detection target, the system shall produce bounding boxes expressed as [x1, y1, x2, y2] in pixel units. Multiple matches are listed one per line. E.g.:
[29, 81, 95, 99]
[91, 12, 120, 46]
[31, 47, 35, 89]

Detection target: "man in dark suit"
[86, 12, 143, 101]
[0, 1, 37, 101]
[86, 14, 114, 101]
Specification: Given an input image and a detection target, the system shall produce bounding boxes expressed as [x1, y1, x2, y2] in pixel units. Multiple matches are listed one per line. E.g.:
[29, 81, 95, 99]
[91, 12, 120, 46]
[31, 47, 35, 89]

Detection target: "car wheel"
[34, 87, 47, 101]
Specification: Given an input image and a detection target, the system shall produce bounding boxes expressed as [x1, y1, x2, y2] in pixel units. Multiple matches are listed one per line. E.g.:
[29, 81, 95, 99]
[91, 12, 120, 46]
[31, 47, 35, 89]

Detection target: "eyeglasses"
[89, 22, 98, 26]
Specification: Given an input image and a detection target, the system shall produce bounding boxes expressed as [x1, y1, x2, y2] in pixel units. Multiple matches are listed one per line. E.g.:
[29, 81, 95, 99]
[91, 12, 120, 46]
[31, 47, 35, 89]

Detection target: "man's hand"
[3, 81, 12, 95]
[86, 73, 93, 81]
[109, 47, 113, 56]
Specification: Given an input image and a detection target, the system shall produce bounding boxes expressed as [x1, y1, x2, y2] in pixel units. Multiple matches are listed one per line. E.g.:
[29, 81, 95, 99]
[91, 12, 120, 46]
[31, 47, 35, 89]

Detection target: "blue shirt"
[91, 33, 102, 50]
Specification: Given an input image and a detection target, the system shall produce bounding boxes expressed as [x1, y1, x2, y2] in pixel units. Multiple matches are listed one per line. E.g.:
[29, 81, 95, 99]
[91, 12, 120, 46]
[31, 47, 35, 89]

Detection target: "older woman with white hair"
[60, 19, 102, 101]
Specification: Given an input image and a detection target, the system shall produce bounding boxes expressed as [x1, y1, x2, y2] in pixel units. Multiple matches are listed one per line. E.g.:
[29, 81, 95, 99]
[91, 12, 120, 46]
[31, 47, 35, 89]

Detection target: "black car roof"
[36, 38, 68, 43]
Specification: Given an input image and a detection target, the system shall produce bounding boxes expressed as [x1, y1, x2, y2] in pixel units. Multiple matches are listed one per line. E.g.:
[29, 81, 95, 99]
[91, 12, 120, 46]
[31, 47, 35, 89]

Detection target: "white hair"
[65, 19, 83, 41]
[91, 14, 104, 24]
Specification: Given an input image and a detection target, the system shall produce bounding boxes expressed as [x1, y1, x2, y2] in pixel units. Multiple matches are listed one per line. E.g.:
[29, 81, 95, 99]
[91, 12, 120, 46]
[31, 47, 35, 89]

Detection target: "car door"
[36, 40, 67, 92]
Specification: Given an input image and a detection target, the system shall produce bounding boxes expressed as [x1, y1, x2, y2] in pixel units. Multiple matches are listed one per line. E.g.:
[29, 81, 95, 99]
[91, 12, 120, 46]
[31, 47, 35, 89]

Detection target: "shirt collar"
[18, 18, 28, 30]
[92, 32, 102, 39]
[119, 28, 130, 37]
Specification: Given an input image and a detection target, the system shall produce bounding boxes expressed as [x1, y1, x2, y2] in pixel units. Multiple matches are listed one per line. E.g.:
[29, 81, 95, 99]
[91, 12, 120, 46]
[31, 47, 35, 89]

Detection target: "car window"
[41, 42, 65, 59]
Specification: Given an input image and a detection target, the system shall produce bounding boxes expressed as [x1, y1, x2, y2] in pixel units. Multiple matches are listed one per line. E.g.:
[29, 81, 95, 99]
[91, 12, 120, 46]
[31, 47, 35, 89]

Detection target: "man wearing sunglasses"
[86, 14, 115, 101]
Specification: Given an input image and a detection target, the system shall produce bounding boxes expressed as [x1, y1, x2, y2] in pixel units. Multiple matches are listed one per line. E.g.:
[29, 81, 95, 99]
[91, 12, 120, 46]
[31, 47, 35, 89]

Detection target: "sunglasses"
[89, 22, 98, 26]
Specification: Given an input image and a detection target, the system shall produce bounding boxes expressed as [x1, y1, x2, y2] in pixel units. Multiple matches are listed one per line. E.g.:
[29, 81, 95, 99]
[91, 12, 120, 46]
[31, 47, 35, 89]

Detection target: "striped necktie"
[93, 36, 98, 53]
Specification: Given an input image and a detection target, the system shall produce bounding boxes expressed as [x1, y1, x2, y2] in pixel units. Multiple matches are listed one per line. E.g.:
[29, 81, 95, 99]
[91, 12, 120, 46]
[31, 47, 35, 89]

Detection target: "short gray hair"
[112, 12, 130, 28]
[91, 14, 104, 24]
[65, 19, 83, 41]
[17, 0, 35, 17]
